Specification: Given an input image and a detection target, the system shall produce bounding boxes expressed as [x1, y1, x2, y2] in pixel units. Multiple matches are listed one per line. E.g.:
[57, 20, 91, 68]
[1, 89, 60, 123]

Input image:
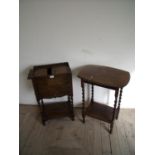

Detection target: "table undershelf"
[42, 101, 71, 120]
[86, 102, 118, 123]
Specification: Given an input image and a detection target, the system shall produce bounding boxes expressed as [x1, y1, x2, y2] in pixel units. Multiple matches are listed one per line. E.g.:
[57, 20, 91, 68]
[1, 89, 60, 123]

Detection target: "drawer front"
[34, 75, 72, 98]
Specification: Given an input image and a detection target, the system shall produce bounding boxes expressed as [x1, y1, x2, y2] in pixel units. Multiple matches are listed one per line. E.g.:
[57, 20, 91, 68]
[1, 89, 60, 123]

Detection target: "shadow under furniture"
[77, 65, 130, 133]
[28, 62, 74, 125]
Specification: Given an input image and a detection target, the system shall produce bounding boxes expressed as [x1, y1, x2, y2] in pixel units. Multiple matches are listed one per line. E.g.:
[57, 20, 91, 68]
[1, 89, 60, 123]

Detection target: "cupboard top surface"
[28, 62, 71, 79]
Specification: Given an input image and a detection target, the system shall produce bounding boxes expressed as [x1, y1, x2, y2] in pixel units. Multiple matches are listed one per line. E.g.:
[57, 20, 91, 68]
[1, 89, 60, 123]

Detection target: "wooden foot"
[42, 119, 46, 126]
[82, 113, 85, 123]
[110, 122, 114, 134]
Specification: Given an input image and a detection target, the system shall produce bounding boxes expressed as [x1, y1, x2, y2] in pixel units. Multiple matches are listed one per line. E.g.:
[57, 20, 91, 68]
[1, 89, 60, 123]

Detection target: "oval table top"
[78, 65, 130, 89]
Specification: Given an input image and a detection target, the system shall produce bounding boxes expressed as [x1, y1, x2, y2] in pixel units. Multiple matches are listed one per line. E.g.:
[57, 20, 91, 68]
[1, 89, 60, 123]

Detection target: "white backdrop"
[19, 0, 135, 107]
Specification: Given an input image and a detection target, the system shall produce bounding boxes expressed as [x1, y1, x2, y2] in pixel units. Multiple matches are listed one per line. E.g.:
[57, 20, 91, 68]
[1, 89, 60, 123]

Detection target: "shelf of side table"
[86, 102, 118, 124]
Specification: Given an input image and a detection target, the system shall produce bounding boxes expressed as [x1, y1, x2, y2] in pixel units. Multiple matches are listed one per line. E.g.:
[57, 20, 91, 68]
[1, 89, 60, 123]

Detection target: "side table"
[28, 62, 74, 125]
[78, 65, 130, 133]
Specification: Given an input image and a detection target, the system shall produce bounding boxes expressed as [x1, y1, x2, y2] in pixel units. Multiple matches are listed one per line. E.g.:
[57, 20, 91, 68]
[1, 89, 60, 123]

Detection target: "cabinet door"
[35, 74, 72, 98]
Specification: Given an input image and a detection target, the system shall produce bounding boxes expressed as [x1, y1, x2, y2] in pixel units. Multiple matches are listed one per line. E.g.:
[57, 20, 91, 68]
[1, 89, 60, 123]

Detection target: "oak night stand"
[78, 65, 130, 133]
[28, 62, 74, 125]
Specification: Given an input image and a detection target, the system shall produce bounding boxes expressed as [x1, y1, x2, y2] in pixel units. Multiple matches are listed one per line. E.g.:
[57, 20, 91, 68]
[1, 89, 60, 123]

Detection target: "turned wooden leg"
[70, 95, 74, 121]
[116, 88, 123, 119]
[41, 99, 46, 126]
[37, 99, 40, 107]
[68, 96, 72, 120]
[110, 89, 119, 133]
[81, 80, 85, 123]
[91, 84, 94, 104]
[110, 122, 114, 134]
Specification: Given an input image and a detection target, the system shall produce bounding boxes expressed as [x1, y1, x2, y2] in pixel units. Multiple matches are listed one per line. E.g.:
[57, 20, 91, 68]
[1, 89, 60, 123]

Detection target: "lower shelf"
[86, 102, 118, 123]
[41, 101, 72, 121]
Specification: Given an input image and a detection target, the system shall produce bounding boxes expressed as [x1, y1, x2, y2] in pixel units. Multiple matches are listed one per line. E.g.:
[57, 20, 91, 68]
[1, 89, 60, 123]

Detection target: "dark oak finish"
[78, 65, 130, 133]
[116, 88, 123, 119]
[78, 65, 130, 89]
[28, 62, 74, 125]
[81, 80, 85, 123]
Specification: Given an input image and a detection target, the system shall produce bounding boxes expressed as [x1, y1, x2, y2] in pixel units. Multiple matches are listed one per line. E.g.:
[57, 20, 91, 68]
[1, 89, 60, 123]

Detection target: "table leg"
[81, 80, 85, 123]
[91, 84, 94, 104]
[116, 88, 123, 119]
[32, 80, 40, 107]
[110, 89, 119, 133]
[41, 99, 46, 126]
[37, 99, 40, 107]
[70, 95, 74, 121]
[68, 96, 72, 120]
